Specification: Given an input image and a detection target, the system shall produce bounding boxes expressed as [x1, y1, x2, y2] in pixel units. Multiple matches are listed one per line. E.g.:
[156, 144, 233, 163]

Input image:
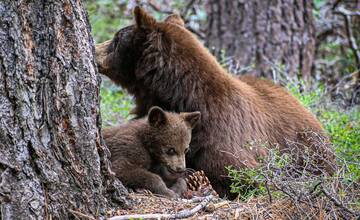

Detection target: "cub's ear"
[181, 111, 201, 129]
[134, 6, 156, 29]
[164, 14, 185, 27]
[148, 106, 167, 127]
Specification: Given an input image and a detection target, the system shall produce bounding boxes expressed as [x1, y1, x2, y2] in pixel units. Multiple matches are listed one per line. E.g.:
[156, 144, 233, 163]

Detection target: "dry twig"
[205, 201, 229, 212]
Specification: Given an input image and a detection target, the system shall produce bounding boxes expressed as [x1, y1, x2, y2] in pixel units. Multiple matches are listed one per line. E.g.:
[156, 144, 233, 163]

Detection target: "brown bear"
[103, 106, 200, 198]
[96, 7, 335, 197]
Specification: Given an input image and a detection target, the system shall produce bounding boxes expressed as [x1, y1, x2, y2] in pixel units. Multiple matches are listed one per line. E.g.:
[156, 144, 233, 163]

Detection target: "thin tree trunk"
[0, 1, 128, 219]
[205, 0, 316, 79]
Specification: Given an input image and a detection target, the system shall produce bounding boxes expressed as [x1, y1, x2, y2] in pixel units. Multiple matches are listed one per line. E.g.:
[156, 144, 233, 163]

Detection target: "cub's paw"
[163, 188, 178, 198]
[170, 178, 188, 196]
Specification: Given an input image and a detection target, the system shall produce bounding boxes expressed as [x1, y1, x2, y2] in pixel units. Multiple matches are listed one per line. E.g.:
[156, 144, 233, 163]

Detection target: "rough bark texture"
[0, 1, 128, 219]
[205, 0, 316, 79]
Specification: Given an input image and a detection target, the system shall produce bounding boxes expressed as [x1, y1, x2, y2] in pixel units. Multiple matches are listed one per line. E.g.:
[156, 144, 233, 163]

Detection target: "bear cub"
[103, 106, 200, 198]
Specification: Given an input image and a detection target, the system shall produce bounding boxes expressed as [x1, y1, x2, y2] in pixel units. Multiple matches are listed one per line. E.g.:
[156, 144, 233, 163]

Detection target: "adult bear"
[96, 7, 335, 197]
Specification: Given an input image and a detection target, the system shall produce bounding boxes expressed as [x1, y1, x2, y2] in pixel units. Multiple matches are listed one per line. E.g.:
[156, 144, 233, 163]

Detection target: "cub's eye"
[166, 148, 176, 156]
[184, 148, 190, 154]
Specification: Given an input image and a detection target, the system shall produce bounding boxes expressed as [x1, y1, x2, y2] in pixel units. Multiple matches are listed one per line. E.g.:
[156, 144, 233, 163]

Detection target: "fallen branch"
[109, 195, 214, 220]
[205, 201, 229, 212]
[182, 196, 208, 203]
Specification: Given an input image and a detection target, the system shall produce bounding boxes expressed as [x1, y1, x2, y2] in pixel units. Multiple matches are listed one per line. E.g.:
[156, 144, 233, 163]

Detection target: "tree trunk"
[0, 1, 128, 219]
[205, 0, 316, 79]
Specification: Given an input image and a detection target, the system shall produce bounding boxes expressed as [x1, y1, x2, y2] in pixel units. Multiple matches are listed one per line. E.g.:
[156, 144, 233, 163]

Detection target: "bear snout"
[95, 40, 112, 73]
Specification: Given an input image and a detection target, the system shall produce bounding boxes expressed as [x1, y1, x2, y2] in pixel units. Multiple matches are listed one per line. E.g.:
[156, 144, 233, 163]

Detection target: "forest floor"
[106, 192, 326, 220]
[108, 192, 267, 219]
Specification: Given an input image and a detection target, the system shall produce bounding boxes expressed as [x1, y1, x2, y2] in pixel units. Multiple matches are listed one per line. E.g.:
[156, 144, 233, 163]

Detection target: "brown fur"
[103, 106, 200, 198]
[96, 7, 335, 197]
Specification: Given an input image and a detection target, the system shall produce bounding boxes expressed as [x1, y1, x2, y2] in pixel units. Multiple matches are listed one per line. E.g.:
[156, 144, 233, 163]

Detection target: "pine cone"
[184, 170, 218, 198]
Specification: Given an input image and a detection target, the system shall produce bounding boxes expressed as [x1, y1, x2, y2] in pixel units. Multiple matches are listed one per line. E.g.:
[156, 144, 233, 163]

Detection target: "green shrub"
[226, 165, 266, 201]
[86, 0, 131, 43]
[319, 108, 360, 180]
[100, 82, 134, 127]
[286, 80, 324, 109]
[226, 149, 291, 201]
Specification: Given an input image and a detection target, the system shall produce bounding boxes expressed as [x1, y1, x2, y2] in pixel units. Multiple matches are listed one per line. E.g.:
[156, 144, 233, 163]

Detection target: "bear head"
[95, 6, 219, 98]
[144, 106, 200, 179]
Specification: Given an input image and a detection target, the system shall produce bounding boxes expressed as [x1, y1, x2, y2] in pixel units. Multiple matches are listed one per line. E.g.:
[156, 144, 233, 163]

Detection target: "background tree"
[0, 1, 128, 219]
[205, 0, 316, 79]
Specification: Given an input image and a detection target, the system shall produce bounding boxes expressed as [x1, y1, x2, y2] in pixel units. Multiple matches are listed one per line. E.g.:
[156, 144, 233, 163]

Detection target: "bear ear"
[164, 14, 185, 27]
[148, 106, 168, 127]
[134, 6, 156, 30]
[181, 111, 201, 129]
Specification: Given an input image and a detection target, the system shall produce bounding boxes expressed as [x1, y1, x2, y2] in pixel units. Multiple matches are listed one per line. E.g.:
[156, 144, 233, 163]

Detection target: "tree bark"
[205, 0, 316, 79]
[0, 1, 128, 219]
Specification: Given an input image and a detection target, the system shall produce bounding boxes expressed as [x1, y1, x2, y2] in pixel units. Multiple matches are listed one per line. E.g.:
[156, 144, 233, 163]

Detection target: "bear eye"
[184, 148, 189, 154]
[166, 148, 176, 156]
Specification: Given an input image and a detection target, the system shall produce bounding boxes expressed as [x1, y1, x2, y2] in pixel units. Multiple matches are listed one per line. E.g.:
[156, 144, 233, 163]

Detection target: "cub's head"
[95, 7, 210, 92]
[144, 106, 200, 178]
